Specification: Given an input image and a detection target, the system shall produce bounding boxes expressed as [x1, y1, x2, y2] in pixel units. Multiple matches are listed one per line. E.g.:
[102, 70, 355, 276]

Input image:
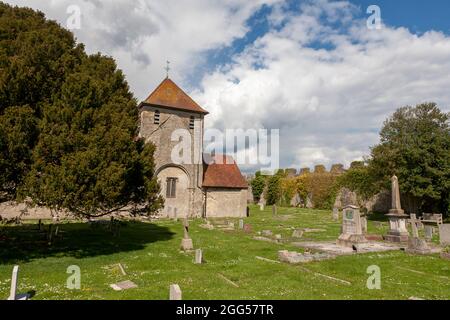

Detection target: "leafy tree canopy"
[0, 3, 163, 217]
[369, 103, 450, 213]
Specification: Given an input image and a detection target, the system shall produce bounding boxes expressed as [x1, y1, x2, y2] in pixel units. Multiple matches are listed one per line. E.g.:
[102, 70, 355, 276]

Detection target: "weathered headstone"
[361, 216, 367, 234]
[438, 224, 450, 246]
[117, 263, 126, 276]
[180, 218, 193, 251]
[385, 175, 409, 242]
[170, 284, 182, 300]
[239, 219, 244, 230]
[278, 250, 335, 264]
[261, 230, 273, 237]
[424, 225, 433, 241]
[272, 205, 277, 215]
[410, 214, 419, 238]
[195, 249, 203, 264]
[406, 214, 431, 255]
[110, 280, 138, 291]
[243, 224, 252, 233]
[292, 229, 303, 238]
[337, 205, 367, 247]
[332, 207, 339, 221]
[8, 266, 29, 300]
[259, 203, 264, 211]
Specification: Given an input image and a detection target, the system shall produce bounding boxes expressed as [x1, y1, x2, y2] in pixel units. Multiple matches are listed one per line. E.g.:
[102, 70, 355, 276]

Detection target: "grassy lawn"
[0, 205, 449, 300]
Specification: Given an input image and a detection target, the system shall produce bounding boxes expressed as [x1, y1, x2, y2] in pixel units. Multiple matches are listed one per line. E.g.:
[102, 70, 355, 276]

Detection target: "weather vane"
[165, 60, 170, 78]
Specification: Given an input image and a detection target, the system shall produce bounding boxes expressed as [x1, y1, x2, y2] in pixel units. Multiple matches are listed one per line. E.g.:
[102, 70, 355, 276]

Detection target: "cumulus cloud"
[4, 0, 450, 172]
[191, 0, 450, 170]
[5, 0, 279, 99]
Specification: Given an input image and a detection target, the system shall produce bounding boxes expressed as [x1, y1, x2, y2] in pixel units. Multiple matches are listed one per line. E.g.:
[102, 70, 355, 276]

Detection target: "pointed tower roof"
[140, 78, 208, 115]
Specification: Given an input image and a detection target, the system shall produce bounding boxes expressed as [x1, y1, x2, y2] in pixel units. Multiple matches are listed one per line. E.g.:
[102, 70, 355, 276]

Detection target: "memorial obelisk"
[385, 175, 409, 242]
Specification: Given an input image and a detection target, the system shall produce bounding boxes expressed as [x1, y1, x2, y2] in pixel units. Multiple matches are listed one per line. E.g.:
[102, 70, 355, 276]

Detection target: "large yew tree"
[0, 3, 163, 217]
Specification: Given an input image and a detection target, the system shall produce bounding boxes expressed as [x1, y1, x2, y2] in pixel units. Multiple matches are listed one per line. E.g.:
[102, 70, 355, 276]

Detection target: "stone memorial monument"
[385, 175, 409, 242]
[337, 205, 367, 247]
[180, 218, 193, 251]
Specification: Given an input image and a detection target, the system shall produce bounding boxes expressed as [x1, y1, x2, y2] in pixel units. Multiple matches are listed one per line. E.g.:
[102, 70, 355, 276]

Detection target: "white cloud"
[5, 0, 279, 99]
[192, 0, 450, 171]
[5, 0, 450, 172]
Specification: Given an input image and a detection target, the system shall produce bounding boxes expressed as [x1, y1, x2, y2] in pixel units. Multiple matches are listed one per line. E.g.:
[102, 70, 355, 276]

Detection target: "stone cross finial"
[165, 60, 170, 78]
[410, 214, 419, 238]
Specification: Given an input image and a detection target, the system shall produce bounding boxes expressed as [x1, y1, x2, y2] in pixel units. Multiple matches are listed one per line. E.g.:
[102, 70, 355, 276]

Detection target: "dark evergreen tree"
[0, 3, 163, 216]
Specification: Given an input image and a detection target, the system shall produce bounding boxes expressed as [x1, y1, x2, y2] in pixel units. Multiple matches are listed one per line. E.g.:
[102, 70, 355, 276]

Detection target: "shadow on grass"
[0, 221, 175, 264]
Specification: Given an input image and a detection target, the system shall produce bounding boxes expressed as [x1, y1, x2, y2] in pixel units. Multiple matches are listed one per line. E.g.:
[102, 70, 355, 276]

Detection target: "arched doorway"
[157, 165, 190, 218]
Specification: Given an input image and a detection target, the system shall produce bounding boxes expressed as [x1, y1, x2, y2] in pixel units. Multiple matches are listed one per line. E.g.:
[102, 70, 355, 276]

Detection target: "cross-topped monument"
[180, 218, 193, 251]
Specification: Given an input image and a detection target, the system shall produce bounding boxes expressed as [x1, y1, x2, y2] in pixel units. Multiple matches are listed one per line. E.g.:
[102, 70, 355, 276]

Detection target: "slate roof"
[203, 154, 248, 189]
[141, 78, 208, 114]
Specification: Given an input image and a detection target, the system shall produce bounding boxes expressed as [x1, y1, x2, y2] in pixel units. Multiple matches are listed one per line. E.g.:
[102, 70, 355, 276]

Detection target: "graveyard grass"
[0, 206, 449, 300]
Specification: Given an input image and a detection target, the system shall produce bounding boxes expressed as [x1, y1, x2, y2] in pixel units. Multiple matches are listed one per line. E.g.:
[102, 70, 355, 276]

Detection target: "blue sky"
[196, 0, 450, 87]
[351, 0, 450, 34]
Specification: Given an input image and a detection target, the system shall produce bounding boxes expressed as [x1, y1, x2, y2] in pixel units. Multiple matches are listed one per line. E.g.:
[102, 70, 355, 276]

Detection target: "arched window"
[189, 116, 195, 129]
[154, 110, 160, 124]
[166, 177, 177, 198]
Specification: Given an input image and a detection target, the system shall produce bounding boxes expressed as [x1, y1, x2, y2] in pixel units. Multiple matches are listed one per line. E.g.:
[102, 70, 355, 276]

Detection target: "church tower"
[138, 77, 208, 218]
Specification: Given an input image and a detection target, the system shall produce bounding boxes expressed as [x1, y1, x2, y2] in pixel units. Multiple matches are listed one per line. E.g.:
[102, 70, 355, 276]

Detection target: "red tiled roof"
[202, 154, 248, 189]
[142, 78, 208, 114]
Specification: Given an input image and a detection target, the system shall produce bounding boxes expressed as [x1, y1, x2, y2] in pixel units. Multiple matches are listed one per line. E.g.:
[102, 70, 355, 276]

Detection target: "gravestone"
[337, 205, 367, 247]
[195, 249, 203, 264]
[180, 218, 193, 251]
[259, 203, 264, 211]
[239, 219, 244, 230]
[278, 250, 335, 264]
[332, 207, 339, 221]
[272, 205, 277, 215]
[410, 214, 419, 238]
[385, 175, 409, 242]
[110, 280, 138, 291]
[406, 214, 431, 255]
[170, 284, 182, 300]
[438, 224, 450, 246]
[361, 216, 367, 234]
[424, 225, 433, 241]
[8, 266, 29, 300]
[243, 224, 252, 233]
[292, 229, 303, 238]
[261, 230, 273, 236]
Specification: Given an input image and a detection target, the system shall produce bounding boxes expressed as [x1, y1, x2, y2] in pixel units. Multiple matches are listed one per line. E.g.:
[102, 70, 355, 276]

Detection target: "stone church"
[138, 77, 248, 218]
